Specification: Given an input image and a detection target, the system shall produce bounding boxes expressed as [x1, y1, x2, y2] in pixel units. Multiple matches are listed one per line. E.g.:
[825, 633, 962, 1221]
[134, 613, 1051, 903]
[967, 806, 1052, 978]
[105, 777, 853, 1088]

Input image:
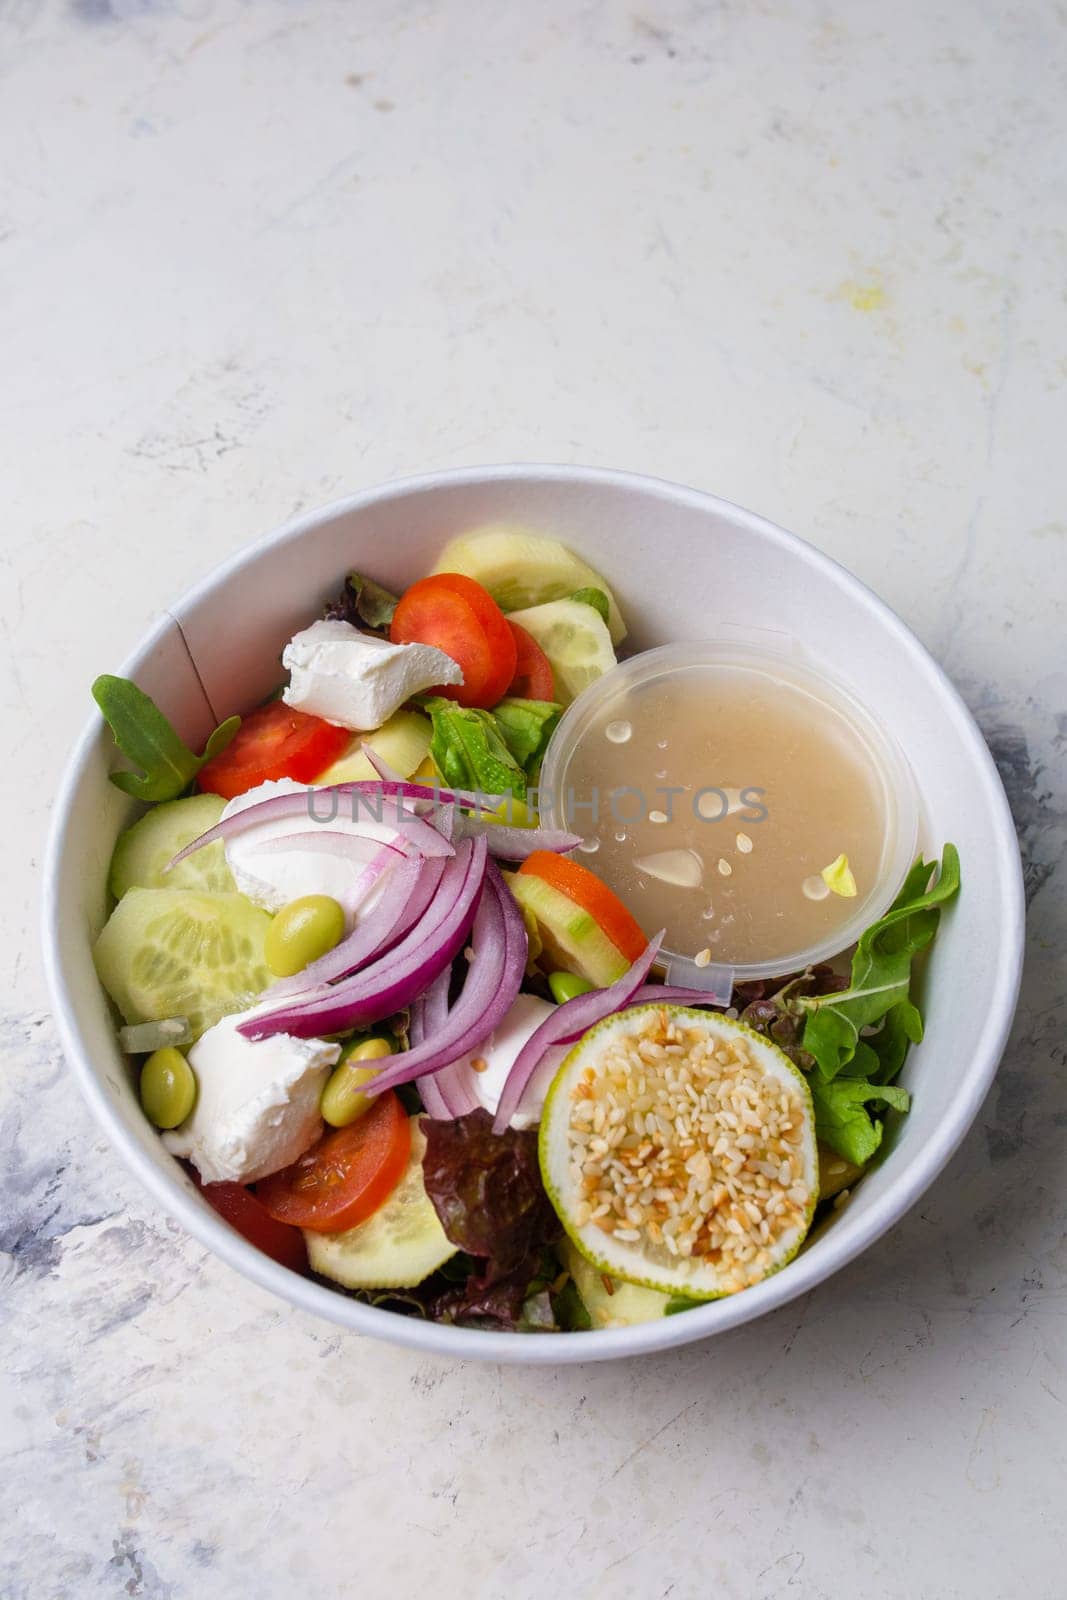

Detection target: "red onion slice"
[424, 1055, 484, 1120]
[448, 809, 583, 861]
[240, 835, 488, 1039]
[166, 787, 454, 873]
[409, 971, 455, 1119]
[249, 829, 410, 862]
[360, 745, 503, 810]
[491, 932, 665, 1133]
[250, 829, 412, 920]
[362, 863, 528, 1098]
[352, 749, 583, 859]
[627, 984, 733, 1009]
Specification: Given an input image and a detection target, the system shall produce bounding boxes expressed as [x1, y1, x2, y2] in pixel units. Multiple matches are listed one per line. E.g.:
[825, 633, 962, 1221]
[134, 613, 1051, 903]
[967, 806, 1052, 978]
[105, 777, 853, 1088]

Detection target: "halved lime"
[540, 1006, 818, 1300]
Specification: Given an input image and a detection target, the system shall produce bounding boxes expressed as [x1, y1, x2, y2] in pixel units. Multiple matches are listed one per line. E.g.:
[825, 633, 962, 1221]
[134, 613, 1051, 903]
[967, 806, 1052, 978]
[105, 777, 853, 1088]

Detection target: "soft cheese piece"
[282, 619, 462, 731]
[471, 992, 567, 1130]
[163, 1006, 340, 1184]
[221, 778, 400, 921]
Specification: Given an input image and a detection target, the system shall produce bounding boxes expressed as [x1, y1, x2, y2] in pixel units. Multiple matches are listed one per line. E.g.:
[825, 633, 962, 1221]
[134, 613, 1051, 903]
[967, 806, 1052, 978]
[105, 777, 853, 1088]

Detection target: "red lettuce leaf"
[421, 1110, 561, 1328]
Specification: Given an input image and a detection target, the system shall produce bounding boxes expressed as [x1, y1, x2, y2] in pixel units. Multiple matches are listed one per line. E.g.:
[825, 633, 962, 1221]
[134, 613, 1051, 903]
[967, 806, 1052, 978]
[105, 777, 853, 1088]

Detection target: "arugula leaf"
[569, 587, 610, 625]
[809, 1077, 911, 1166]
[799, 844, 960, 1081]
[92, 676, 240, 803]
[324, 571, 400, 633]
[841, 999, 924, 1085]
[739, 847, 961, 1165]
[492, 697, 562, 775]
[423, 696, 526, 798]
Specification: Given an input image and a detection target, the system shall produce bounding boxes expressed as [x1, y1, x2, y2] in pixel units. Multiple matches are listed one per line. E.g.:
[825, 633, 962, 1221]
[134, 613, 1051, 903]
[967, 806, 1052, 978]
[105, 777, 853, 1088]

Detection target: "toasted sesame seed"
[694, 947, 712, 968]
[736, 832, 753, 854]
[564, 1012, 812, 1293]
[470, 1056, 488, 1074]
[717, 858, 733, 877]
[649, 809, 668, 824]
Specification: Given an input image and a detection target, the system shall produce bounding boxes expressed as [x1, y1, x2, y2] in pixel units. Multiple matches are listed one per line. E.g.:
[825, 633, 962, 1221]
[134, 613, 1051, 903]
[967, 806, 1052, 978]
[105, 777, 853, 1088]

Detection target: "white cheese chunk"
[163, 1006, 340, 1185]
[222, 778, 398, 922]
[472, 992, 567, 1130]
[282, 618, 462, 731]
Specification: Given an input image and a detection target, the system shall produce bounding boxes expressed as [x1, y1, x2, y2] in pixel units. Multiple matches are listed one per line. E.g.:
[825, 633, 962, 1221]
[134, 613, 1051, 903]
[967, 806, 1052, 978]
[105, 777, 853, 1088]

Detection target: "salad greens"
[324, 571, 401, 633]
[92, 676, 240, 803]
[422, 1109, 562, 1327]
[491, 697, 562, 773]
[743, 845, 961, 1165]
[423, 696, 527, 798]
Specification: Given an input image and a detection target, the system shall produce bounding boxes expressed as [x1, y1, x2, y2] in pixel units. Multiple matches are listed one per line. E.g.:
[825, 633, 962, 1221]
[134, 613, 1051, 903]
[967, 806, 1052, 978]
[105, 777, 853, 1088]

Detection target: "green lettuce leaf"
[492, 697, 562, 775]
[92, 676, 240, 803]
[799, 844, 961, 1081]
[323, 571, 400, 632]
[423, 697, 526, 798]
[809, 1077, 911, 1166]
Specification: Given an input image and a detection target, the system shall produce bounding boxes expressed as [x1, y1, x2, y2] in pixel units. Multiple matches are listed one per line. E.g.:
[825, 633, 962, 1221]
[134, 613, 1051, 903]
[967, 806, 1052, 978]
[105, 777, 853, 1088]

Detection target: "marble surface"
[3, 1, 1066, 1595]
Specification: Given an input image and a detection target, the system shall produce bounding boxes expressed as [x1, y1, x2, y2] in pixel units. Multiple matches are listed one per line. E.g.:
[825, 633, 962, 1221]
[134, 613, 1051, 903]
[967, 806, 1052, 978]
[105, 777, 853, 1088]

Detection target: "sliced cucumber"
[540, 1008, 818, 1301]
[109, 795, 233, 897]
[312, 709, 432, 786]
[508, 870, 631, 986]
[817, 1141, 863, 1199]
[431, 527, 627, 645]
[305, 1119, 457, 1288]
[561, 1239, 671, 1329]
[504, 599, 617, 706]
[94, 888, 273, 1041]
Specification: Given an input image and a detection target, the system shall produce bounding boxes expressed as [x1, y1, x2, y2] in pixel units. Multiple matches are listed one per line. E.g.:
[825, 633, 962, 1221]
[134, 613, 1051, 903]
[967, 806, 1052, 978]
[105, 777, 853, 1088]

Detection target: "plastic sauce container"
[538, 637, 919, 989]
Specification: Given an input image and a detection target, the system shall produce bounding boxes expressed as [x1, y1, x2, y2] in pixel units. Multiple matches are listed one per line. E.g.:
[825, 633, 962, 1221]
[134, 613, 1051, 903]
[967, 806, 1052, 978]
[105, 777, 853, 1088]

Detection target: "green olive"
[548, 970, 596, 1005]
[265, 895, 346, 977]
[320, 1036, 394, 1127]
[140, 1047, 197, 1129]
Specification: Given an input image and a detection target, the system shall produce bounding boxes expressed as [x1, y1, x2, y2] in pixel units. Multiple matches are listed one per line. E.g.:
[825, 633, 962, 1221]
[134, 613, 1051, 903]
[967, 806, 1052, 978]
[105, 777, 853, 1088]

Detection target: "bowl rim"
[41, 461, 1025, 1364]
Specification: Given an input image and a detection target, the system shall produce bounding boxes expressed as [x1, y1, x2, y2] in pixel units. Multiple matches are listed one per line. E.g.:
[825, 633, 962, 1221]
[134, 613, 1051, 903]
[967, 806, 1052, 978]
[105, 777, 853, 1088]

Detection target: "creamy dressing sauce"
[551, 663, 888, 966]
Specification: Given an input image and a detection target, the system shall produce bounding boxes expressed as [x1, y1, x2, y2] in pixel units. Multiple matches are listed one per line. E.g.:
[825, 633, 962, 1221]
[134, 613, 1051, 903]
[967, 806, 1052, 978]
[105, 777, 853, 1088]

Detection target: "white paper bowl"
[42, 465, 1024, 1363]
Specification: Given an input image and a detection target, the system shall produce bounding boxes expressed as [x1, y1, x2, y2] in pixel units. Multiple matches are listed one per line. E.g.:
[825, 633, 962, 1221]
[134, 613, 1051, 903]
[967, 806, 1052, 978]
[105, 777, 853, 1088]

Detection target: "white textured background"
[3, 2, 1066, 1596]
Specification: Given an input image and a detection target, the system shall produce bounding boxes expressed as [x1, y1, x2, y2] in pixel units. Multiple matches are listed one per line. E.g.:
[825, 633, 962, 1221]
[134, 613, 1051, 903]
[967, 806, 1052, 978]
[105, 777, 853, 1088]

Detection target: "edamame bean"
[320, 1036, 394, 1127]
[140, 1047, 197, 1129]
[548, 970, 596, 1005]
[265, 895, 346, 978]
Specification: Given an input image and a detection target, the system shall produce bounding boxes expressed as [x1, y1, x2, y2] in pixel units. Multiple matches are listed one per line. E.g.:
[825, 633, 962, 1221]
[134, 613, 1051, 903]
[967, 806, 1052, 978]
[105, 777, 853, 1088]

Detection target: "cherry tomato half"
[198, 701, 350, 800]
[256, 1091, 411, 1234]
[518, 851, 649, 963]
[201, 1180, 308, 1273]
[506, 621, 555, 701]
[390, 573, 517, 708]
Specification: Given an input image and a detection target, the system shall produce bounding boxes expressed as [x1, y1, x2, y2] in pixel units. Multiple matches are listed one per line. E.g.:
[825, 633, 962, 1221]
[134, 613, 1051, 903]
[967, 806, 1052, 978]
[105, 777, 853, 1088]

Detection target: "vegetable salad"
[90, 529, 960, 1332]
